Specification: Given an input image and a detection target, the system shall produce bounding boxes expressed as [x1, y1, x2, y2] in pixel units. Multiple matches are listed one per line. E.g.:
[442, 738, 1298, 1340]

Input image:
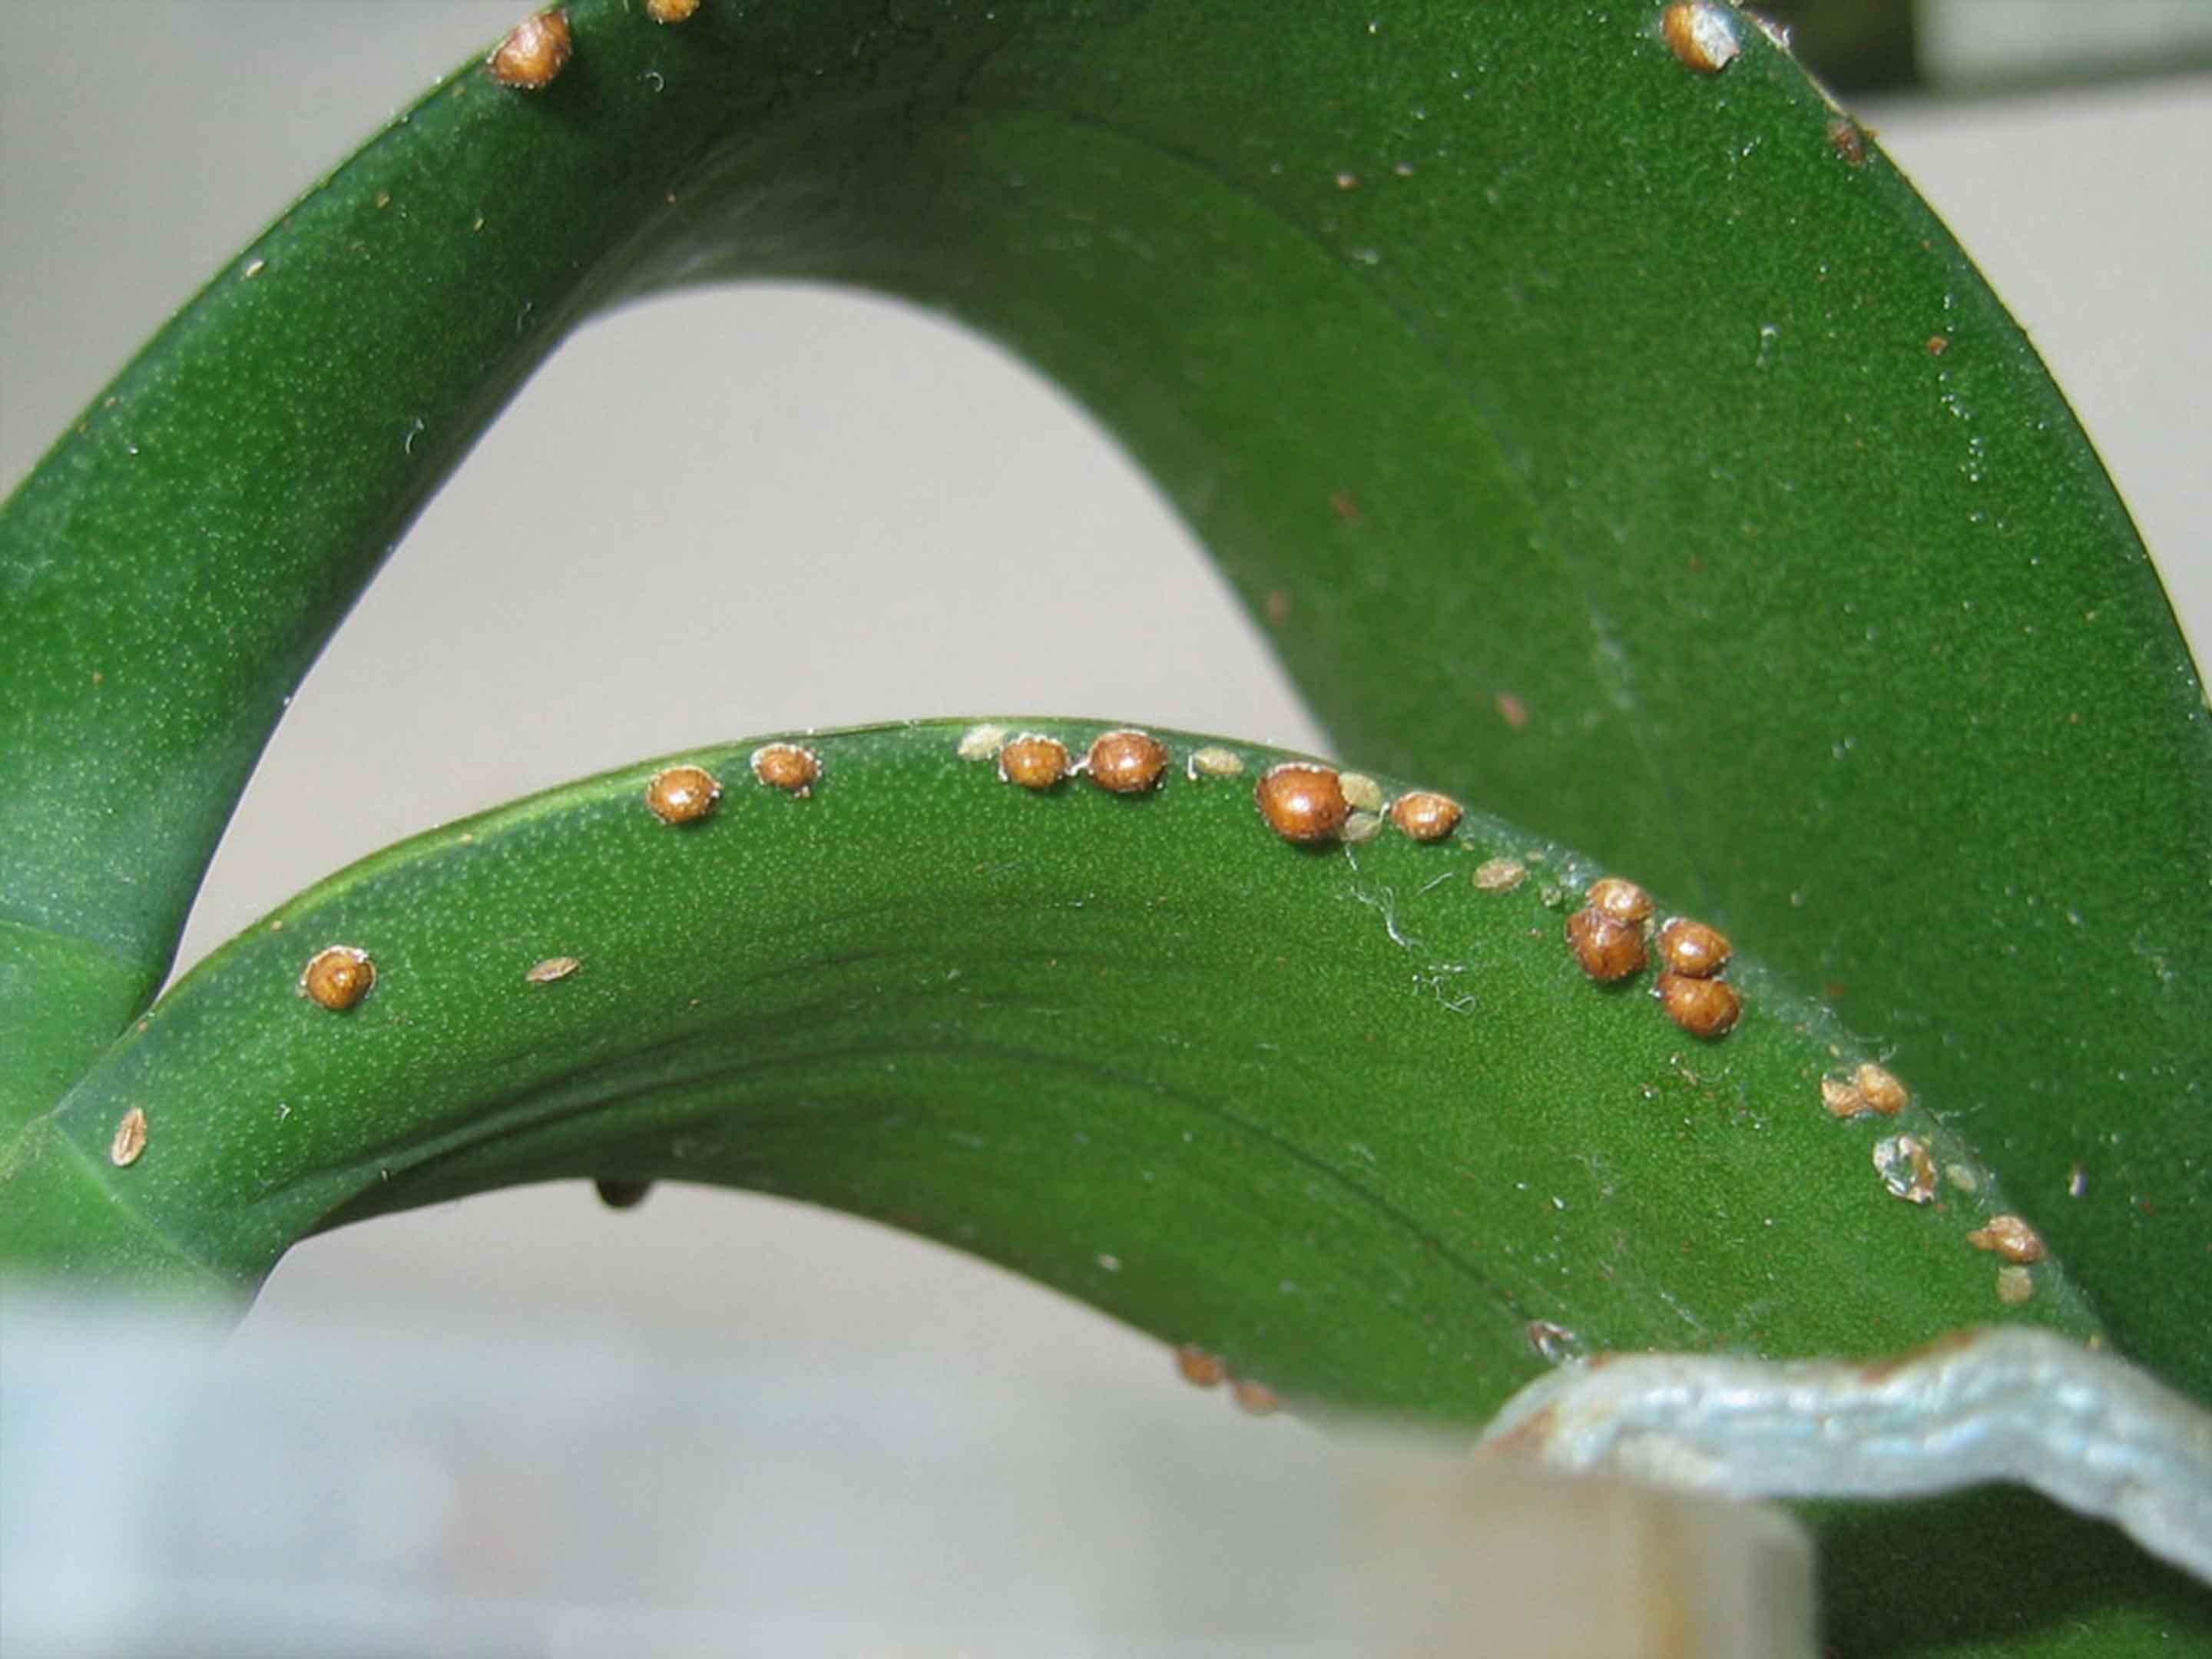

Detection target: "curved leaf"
[2, 720, 2093, 1382]
[2, 9, 2203, 1414]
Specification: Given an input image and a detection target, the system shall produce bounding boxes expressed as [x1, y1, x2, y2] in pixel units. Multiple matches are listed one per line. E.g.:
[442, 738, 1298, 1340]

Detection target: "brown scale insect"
[488, 9, 572, 89]
[1662, 2, 1740, 73]
[1566, 909, 1646, 982]
[300, 945, 376, 1012]
[1584, 876, 1654, 927]
[1854, 1061, 1909, 1116]
[998, 733, 1071, 790]
[1656, 917, 1731, 978]
[645, 763, 721, 824]
[1084, 729, 1171, 795]
[750, 742, 820, 795]
[1657, 969, 1740, 1038]
[644, 0, 700, 21]
[1230, 1379, 1282, 1416]
[1390, 790, 1463, 843]
[1174, 1346, 1228, 1389]
[1254, 763, 1350, 843]
[1967, 1214, 2047, 1264]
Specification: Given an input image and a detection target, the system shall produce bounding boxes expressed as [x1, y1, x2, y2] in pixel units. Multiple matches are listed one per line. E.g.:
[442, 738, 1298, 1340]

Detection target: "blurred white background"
[2, 5, 2206, 1396]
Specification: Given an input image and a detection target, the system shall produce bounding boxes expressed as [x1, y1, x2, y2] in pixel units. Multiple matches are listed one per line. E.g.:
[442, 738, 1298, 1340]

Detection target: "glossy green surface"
[2, 4, 2207, 1651]
[2, 722, 2085, 1369]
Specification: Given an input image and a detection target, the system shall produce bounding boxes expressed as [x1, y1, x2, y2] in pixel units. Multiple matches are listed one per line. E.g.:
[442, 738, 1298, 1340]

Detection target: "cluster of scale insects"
[106, 722, 2051, 1369]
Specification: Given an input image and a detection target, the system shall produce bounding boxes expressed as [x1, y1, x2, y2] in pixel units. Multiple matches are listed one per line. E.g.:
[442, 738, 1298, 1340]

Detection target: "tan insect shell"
[1085, 729, 1171, 794]
[1566, 908, 1645, 982]
[999, 733, 1071, 790]
[1254, 763, 1350, 843]
[1657, 970, 1740, 1038]
[1389, 790, 1463, 843]
[489, 9, 573, 89]
[300, 945, 376, 1011]
[1657, 917, 1731, 978]
[751, 742, 820, 793]
[646, 764, 722, 824]
[1584, 876, 1654, 926]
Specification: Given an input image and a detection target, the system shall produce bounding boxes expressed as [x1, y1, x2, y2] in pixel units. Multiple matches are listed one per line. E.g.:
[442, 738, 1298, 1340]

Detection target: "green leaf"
[4, 4, 2207, 1651]
[0, 719, 2090, 1362]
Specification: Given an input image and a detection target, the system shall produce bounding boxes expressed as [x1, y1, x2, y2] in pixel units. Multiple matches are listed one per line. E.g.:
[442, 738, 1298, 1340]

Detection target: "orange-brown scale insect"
[645, 763, 721, 824]
[488, 9, 572, 89]
[1566, 908, 1647, 982]
[1656, 917, 1732, 978]
[300, 945, 376, 1012]
[750, 742, 820, 795]
[1390, 790, 1463, 843]
[1254, 763, 1350, 843]
[1967, 1214, 2047, 1264]
[1584, 876, 1654, 928]
[1657, 969, 1740, 1037]
[998, 733, 1071, 790]
[1662, 2, 1740, 73]
[1084, 729, 1171, 795]
[1174, 1346, 1228, 1389]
